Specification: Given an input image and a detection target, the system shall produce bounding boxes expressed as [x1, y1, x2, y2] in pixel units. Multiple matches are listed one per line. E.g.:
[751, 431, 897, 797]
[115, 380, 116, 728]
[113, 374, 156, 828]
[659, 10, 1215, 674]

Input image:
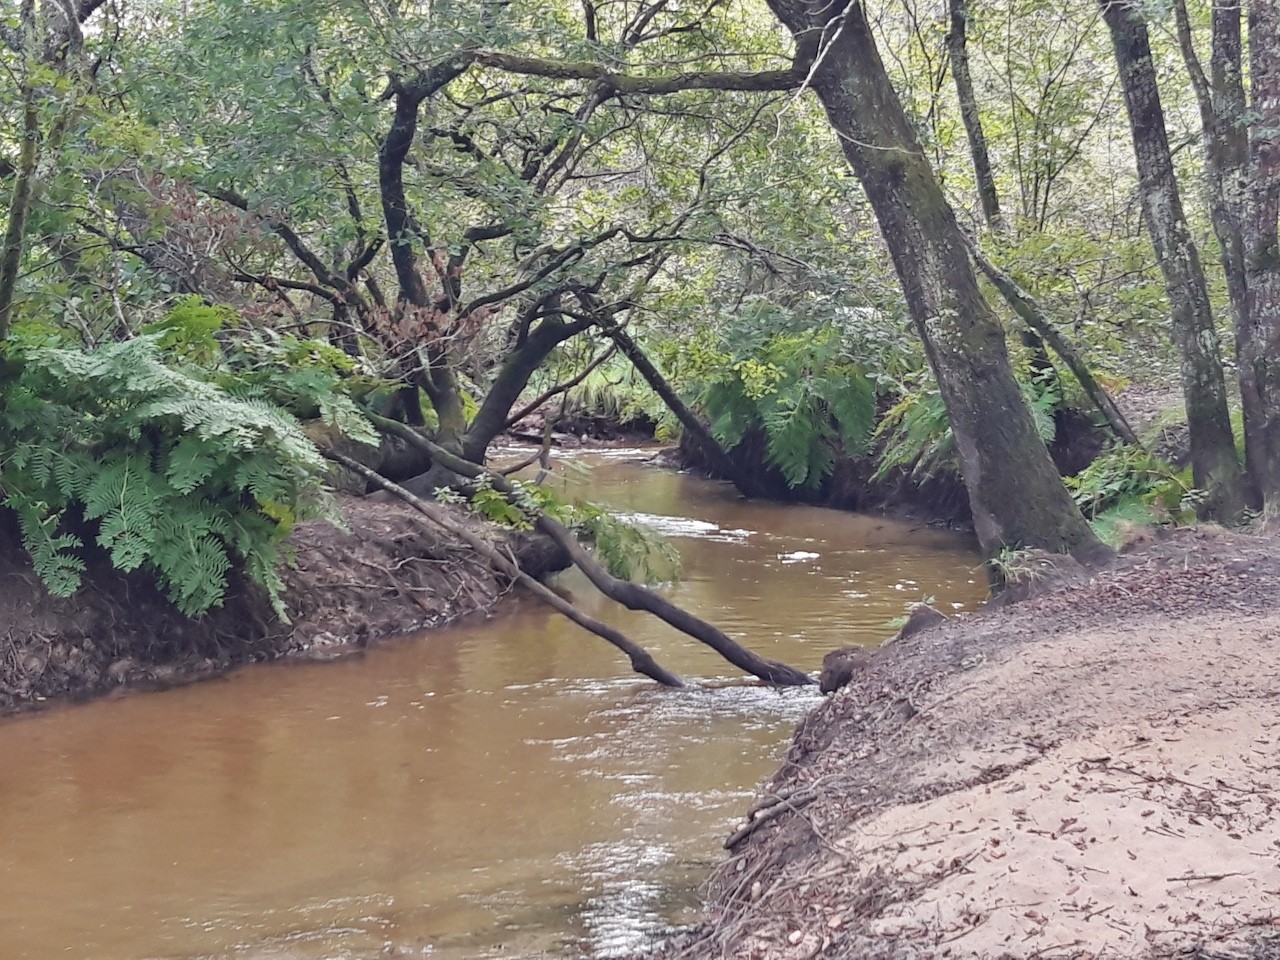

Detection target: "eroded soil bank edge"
[651, 528, 1280, 960]
[0, 495, 567, 717]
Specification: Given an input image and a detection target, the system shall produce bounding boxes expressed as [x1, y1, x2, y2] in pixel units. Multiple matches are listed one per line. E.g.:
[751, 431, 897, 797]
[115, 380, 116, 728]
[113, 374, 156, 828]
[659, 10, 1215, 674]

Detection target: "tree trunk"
[461, 315, 593, 464]
[766, 0, 1107, 563]
[378, 67, 471, 451]
[1243, 0, 1280, 506]
[1100, 0, 1248, 520]
[598, 319, 754, 493]
[0, 1, 41, 348]
[946, 0, 1004, 232]
[1173, 0, 1262, 504]
[0, 81, 37, 348]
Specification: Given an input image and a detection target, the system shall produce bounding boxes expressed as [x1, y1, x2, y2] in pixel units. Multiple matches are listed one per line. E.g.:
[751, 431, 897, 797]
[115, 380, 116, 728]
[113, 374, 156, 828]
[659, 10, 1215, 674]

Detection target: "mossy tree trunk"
[1242, 0, 1280, 508]
[766, 0, 1107, 562]
[1101, 0, 1251, 519]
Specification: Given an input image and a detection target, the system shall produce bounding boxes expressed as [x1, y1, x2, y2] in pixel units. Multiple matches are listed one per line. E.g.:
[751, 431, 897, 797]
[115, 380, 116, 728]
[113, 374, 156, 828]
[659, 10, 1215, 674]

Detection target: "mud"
[651, 527, 1280, 960]
[0, 495, 567, 716]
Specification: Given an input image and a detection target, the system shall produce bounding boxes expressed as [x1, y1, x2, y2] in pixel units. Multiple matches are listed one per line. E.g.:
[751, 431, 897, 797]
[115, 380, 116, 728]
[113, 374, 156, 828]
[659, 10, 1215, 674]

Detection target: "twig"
[1167, 871, 1246, 883]
[724, 789, 817, 849]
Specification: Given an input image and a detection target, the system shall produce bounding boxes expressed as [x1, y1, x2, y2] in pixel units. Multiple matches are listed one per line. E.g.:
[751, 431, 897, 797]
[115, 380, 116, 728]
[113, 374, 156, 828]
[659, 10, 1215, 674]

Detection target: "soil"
[650, 526, 1280, 960]
[0, 495, 567, 717]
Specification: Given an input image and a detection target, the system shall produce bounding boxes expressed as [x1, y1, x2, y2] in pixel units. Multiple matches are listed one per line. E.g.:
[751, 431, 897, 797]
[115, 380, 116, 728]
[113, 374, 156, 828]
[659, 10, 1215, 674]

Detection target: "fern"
[8, 497, 86, 597]
[570, 504, 681, 583]
[693, 319, 879, 490]
[0, 331, 358, 619]
[1065, 443, 1194, 521]
[872, 387, 956, 482]
[874, 371, 1061, 482]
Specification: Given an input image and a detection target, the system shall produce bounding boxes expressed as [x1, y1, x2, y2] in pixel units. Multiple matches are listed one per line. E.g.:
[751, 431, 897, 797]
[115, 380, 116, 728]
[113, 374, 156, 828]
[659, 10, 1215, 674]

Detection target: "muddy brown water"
[0, 451, 985, 960]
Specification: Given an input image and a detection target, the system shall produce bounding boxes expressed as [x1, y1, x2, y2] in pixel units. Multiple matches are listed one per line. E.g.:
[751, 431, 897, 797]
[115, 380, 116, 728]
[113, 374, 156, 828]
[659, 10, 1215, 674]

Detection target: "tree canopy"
[2, 0, 1279, 611]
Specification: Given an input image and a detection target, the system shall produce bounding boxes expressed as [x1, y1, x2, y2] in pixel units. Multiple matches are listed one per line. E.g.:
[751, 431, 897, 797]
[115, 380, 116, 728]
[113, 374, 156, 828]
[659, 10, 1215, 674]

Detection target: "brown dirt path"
[654, 529, 1280, 960]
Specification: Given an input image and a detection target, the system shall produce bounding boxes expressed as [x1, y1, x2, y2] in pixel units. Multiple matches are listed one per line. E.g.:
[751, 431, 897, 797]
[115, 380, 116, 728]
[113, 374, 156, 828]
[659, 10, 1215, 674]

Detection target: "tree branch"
[965, 237, 1139, 446]
[505, 343, 617, 428]
[372, 424, 812, 685]
[475, 49, 807, 95]
[325, 451, 684, 687]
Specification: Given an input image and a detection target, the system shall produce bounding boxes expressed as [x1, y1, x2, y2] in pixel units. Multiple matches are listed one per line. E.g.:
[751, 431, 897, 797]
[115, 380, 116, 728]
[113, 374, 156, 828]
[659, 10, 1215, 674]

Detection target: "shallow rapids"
[0, 451, 985, 959]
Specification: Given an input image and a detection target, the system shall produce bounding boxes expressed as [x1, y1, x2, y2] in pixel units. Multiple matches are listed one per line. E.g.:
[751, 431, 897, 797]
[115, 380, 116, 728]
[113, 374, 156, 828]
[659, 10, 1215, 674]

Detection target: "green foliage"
[1064, 444, 1199, 547]
[442, 475, 679, 583]
[567, 502, 681, 584]
[987, 546, 1055, 584]
[872, 386, 956, 483]
[221, 330, 380, 447]
[1087, 496, 1163, 550]
[676, 301, 878, 489]
[465, 475, 535, 530]
[0, 332, 359, 618]
[874, 371, 1060, 482]
[141, 296, 233, 362]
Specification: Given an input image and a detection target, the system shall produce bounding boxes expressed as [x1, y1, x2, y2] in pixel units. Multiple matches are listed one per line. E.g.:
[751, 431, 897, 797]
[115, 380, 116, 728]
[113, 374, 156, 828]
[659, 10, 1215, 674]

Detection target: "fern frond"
[762, 392, 830, 488]
[4, 335, 340, 618]
[8, 497, 86, 597]
[821, 371, 876, 456]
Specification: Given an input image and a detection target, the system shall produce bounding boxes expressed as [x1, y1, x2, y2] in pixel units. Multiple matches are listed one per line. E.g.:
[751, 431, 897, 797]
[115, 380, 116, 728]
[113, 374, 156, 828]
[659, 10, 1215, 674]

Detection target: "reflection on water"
[0, 451, 985, 959]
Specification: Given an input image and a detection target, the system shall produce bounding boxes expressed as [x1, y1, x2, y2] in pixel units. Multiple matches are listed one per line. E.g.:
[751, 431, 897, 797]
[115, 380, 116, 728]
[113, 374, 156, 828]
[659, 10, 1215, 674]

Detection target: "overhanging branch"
[475, 49, 807, 95]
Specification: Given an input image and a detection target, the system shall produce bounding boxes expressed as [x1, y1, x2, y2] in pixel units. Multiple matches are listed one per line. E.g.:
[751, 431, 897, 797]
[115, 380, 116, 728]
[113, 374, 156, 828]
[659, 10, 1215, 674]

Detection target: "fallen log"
[364, 415, 815, 687]
[324, 452, 685, 688]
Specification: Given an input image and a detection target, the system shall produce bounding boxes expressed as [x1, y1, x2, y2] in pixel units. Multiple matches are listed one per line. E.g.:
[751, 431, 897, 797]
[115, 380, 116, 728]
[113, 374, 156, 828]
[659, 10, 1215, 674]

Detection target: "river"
[0, 451, 985, 959]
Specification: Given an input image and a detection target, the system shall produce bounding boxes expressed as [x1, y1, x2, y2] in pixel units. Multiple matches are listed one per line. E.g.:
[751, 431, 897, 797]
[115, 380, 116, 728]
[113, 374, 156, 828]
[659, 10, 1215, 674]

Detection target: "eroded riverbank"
[0, 494, 566, 716]
[654, 527, 1280, 960]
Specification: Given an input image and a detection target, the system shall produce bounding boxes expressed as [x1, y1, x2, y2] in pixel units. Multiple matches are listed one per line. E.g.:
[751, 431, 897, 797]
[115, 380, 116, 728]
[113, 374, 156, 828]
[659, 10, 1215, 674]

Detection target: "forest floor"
[651, 525, 1280, 960]
[0, 495, 566, 717]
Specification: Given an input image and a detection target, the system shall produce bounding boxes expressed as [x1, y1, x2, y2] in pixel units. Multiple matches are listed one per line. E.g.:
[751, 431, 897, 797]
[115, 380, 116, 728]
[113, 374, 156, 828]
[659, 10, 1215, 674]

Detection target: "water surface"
[0, 451, 985, 959]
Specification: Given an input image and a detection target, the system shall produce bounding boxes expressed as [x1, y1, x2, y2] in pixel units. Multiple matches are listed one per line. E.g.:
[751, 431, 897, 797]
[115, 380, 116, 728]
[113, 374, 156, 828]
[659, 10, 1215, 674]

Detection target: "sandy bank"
[656, 529, 1280, 960]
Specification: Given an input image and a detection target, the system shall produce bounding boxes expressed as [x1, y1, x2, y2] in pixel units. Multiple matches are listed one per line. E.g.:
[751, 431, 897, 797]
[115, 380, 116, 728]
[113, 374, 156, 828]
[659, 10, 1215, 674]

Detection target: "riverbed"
[0, 451, 985, 959]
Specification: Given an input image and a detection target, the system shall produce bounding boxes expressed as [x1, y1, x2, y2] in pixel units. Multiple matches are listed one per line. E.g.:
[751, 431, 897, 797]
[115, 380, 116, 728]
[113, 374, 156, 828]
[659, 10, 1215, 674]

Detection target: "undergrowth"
[1065, 443, 1199, 547]
[671, 303, 877, 489]
[0, 299, 376, 617]
[873, 370, 1060, 483]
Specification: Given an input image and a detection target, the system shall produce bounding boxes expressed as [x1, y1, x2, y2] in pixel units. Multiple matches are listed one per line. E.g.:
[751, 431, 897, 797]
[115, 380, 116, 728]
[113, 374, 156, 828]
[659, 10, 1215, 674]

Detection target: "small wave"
[617, 512, 754, 543]
[778, 550, 821, 563]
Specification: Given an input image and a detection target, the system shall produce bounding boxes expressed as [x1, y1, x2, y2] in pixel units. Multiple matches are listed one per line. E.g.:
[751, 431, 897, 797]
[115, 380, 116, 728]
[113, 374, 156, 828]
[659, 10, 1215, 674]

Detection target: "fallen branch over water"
[366, 414, 814, 686]
[324, 451, 685, 687]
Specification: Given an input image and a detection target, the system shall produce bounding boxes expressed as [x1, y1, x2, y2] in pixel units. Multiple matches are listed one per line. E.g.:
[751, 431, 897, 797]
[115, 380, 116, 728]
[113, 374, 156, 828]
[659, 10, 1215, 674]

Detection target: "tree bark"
[766, 0, 1108, 563]
[461, 314, 594, 464]
[966, 239, 1140, 445]
[378, 67, 472, 448]
[371, 419, 814, 685]
[946, 0, 1004, 232]
[326, 451, 686, 687]
[1100, 0, 1248, 520]
[1172, 0, 1263, 504]
[1243, 0, 1280, 506]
